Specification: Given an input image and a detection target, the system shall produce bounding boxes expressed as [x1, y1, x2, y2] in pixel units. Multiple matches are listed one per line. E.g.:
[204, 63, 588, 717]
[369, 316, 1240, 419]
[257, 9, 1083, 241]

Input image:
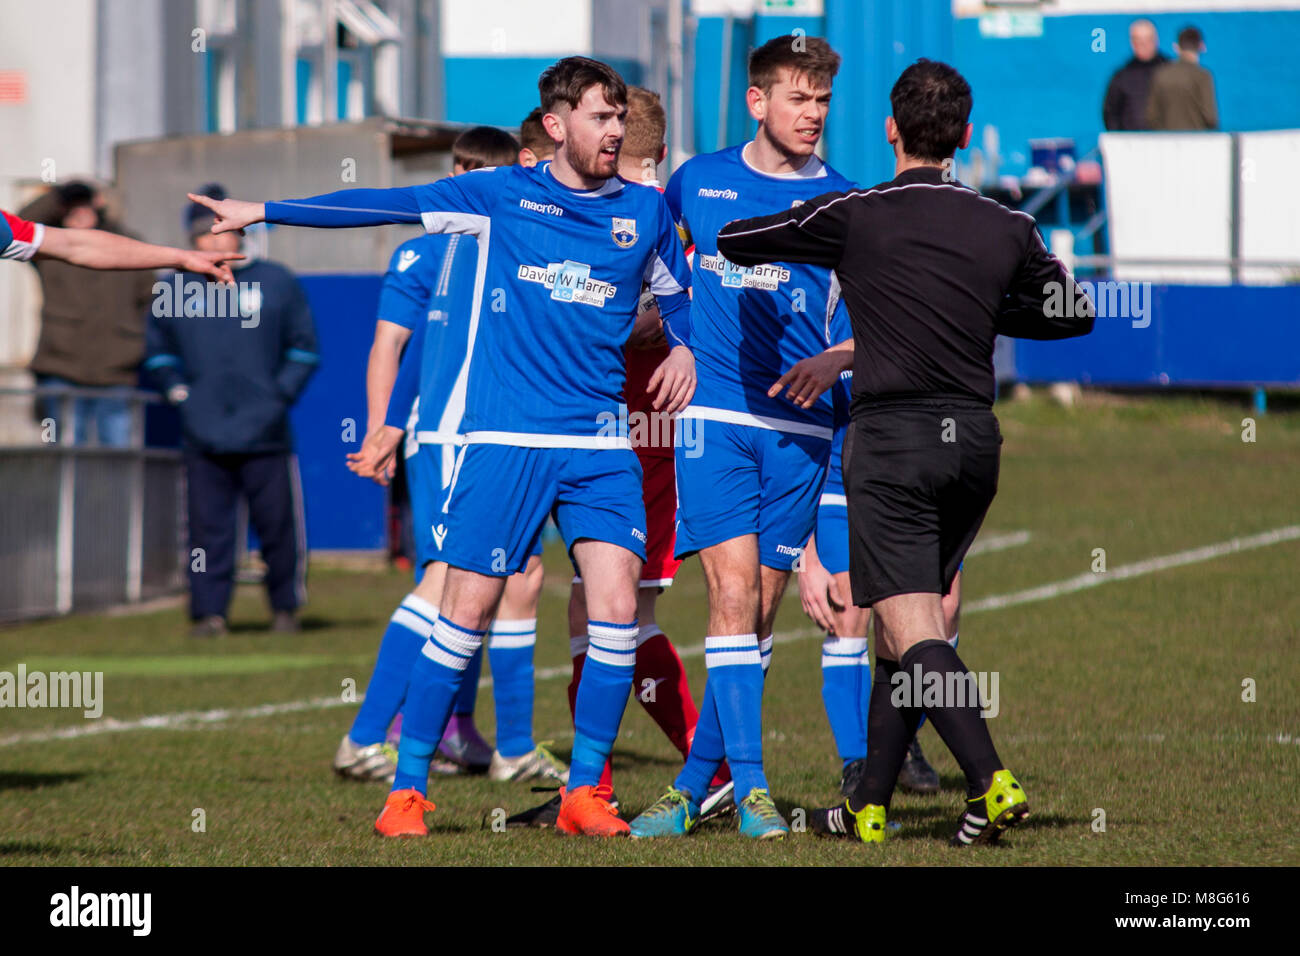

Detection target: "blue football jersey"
[664, 144, 854, 437]
[380, 233, 479, 445]
[267, 162, 692, 447]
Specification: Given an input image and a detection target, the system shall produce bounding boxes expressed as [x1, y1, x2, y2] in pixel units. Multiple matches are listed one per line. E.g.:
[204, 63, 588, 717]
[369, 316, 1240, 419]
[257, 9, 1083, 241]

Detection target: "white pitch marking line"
[3, 524, 1296, 749]
[966, 529, 1032, 558]
[963, 524, 1300, 615]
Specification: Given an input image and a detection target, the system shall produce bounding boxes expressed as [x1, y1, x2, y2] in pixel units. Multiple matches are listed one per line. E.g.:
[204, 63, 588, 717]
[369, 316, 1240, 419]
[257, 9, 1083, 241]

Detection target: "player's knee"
[707, 577, 761, 633]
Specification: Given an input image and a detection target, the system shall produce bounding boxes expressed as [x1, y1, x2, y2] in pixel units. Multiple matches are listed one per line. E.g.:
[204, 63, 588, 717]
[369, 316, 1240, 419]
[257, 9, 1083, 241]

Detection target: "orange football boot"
[556, 784, 629, 837]
[374, 787, 437, 837]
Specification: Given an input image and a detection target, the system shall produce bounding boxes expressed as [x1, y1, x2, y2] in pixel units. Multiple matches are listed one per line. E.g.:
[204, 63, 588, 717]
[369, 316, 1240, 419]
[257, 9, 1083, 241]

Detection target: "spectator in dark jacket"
[1147, 26, 1219, 131]
[1102, 19, 1168, 131]
[145, 185, 320, 637]
[21, 182, 157, 446]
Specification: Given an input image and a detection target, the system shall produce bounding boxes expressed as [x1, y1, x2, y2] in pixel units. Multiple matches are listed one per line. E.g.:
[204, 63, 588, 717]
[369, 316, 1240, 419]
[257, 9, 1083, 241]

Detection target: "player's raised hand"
[768, 340, 853, 409]
[647, 345, 695, 414]
[176, 249, 245, 285]
[797, 541, 844, 635]
[346, 426, 404, 486]
[186, 193, 266, 235]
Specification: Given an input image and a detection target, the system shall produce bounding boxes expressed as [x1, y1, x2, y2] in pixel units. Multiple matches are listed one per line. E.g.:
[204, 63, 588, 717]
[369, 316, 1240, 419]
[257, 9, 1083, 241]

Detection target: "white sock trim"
[391, 607, 436, 639]
[586, 621, 637, 668]
[488, 617, 537, 649]
[705, 633, 760, 669]
[401, 594, 440, 622]
[420, 617, 483, 670]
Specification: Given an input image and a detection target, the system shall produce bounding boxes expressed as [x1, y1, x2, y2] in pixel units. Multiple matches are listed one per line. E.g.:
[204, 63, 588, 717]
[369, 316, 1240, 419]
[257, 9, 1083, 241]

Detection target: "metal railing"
[0, 385, 186, 622]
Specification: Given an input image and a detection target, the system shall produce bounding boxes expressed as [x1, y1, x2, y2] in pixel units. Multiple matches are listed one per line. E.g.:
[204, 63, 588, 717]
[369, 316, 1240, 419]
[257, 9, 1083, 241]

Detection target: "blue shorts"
[674, 421, 830, 571]
[407, 443, 445, 570]
[409, 442, 544, 575]
[438, 443, 645, 576]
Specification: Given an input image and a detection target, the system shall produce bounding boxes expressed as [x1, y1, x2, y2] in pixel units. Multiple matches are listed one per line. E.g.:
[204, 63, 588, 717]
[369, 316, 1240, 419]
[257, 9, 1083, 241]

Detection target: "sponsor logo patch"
[698, 254, 790, 291]
[517, 261, 617, 307]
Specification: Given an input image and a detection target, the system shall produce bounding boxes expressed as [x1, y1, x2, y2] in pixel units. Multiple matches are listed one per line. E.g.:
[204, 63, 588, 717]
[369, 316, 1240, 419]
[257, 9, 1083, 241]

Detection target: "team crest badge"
[611, 217, 639, 249]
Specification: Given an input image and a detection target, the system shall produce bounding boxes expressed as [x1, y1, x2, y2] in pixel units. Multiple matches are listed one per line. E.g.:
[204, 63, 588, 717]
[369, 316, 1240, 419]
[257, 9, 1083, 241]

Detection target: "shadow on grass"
[225, 615, 369, 635]
[609, 748, 682, 771]
[910, 810, 1086, 842]
[0, 771, 87, 792]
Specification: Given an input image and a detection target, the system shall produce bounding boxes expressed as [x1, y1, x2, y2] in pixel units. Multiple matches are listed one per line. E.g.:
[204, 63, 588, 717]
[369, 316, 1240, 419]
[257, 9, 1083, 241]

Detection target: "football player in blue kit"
[333, 127, 566, 787]
[629, 35, 856, 840]
[190, 57, 696, 837]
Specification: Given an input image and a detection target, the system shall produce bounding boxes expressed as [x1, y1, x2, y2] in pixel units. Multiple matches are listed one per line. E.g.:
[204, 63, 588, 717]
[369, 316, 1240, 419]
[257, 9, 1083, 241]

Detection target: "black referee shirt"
[716, 165, 1094, 409]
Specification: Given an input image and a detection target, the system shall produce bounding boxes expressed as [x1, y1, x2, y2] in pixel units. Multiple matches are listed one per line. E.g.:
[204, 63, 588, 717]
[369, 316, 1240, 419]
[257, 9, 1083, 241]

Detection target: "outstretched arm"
[716, 189, 852, 269]
[188, 173, 494, 234]
[36, 226, 241, 282]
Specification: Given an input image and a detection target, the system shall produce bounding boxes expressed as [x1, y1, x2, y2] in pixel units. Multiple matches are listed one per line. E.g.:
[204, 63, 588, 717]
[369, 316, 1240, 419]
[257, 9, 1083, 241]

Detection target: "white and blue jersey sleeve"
[268, 164, 691, 446]
[385, 318, 426, 434]
[665, 145, 855, 439]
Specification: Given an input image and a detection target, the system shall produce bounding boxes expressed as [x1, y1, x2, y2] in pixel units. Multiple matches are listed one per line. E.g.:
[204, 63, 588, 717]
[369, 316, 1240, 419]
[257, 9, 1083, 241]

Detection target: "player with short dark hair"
[715, 58, 1094, 846]
[508, 85, 732, 829]
[630, 34, 854, 840]
[189, 55, 697, 838]
[333, 125, 566, 785]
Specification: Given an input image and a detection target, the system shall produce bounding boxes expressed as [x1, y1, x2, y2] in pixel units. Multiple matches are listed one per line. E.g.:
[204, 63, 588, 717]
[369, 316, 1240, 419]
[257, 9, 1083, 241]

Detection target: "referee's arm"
[716, 189, 851, 268]
[994, 228, 1096, 340]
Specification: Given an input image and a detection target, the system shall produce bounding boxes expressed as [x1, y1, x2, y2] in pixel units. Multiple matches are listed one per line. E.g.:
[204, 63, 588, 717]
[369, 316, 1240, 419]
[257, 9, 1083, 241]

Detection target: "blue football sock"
[392, 616, 484, 794]
[452, 644, 483, 717]
[822, 635, 869, 765]
[349, 595, 438, 747]
[914, 632, 957, 734]
[569, 620, 637, 789]
[704, 633, 767, 800]
[487, 617, 537, 758]
[674, 679, 725, 800]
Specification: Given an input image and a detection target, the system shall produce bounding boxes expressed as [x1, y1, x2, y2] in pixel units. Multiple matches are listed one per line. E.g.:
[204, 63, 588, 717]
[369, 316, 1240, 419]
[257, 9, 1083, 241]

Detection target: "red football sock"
[634, 630, 699, 760]
[569, 650, 614, 790]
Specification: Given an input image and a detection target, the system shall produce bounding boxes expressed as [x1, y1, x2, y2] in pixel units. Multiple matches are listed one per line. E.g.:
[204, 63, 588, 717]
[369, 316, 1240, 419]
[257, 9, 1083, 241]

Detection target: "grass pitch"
[2, 393, 1298, 866]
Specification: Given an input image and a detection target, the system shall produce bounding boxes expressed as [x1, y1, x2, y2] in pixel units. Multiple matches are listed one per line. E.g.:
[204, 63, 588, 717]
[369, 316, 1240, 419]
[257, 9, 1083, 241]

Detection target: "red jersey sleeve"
[1, 209, 45, 261]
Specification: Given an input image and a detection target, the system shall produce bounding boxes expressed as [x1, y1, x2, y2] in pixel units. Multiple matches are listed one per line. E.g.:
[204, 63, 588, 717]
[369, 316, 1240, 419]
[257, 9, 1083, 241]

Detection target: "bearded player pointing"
[189, 56, 695, 838]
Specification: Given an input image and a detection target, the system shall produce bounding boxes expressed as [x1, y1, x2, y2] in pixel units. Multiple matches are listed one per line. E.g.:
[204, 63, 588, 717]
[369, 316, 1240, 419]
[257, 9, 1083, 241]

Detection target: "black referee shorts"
[843, 398, 1001, 607]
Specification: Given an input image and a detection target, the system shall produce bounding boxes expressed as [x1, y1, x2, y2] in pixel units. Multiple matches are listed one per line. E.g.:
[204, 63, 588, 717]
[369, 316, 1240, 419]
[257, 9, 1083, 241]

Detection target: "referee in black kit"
[716, 59, 1094, 846]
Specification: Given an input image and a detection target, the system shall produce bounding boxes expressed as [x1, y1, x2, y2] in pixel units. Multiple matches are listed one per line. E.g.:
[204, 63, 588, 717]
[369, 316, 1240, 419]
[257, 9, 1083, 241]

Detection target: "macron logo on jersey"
[397, 250, 420, 272]
[519, 198, 564, 217]
[517, 260, 617, 307]
[698, 187, 738, 200]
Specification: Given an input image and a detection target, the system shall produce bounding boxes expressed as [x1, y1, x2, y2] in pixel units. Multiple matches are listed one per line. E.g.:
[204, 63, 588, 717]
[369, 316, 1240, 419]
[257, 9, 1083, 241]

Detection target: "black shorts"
[843, 398, 1001, 607]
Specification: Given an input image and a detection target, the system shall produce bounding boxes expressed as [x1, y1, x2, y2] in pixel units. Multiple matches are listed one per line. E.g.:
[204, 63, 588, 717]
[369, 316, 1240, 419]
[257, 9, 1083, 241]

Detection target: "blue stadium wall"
[290, 276, 387, 551]
[952, 6, 1300, 177]
[438, 2, 1300, 184]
